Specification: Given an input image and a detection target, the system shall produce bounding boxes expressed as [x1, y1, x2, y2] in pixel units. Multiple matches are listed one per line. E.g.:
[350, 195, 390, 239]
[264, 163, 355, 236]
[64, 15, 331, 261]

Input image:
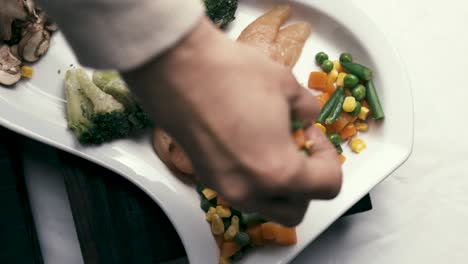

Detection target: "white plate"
[0, 0, 413, 263]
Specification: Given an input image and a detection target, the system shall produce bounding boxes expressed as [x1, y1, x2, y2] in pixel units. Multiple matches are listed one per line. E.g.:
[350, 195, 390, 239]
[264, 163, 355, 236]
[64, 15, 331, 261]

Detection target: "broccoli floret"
[65, 69, 130, 144]
[92, 71, 151, 129]
[204, 0, 238, 28]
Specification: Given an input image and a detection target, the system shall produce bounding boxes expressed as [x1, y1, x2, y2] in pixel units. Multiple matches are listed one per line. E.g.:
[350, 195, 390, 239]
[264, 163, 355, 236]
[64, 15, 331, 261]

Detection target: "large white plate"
[0, 0, 413, 263]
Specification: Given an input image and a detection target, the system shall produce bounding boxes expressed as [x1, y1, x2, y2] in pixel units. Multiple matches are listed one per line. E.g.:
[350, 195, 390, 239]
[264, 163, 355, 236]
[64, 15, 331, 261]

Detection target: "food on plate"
[92, 71, 151, 129]
[0, 44, 21, 85]
[309, 51, 385, 159]
[272, 22, 312, 67]
[64, 69, 152, 144]
[65, 69, 131, 144]
[0, 0, 56, 85]
[237, 4, 312, 67]
[204, 0, 238, 28]
[150, 5, 314, 263]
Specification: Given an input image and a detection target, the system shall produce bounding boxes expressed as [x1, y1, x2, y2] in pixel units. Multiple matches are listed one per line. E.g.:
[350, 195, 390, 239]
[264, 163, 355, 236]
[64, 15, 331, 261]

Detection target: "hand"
[123, 17, 342, 226]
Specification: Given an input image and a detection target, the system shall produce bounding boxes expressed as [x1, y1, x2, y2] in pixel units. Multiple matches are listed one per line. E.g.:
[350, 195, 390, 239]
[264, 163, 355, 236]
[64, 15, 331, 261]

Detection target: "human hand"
[123, 17, 342, 226]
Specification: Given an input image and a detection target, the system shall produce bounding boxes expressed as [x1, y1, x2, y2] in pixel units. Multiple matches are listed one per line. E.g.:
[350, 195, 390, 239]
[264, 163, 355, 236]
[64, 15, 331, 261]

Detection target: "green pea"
[321, 60, 334, 73]
[233, 232, 250, 247]
[344, 74, 359, 88]
[351, 101, 362, 116]
[328, 133, 342, 146]
[352, 84, 367, 101]
[340, 53, 353, 63]
[201, 199, 212, 212]
[315, 52, 329, 65]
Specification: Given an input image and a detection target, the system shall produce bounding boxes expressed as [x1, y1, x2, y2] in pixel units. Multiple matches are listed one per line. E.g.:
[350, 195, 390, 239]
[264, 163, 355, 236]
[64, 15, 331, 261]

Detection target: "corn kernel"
[342, 96, 357, 112]
[202, 188, 217, 200]
[350, 138, 367, 153]
[333, 60, 344, 72]
[20, 66, 33, 79]
[355, 121, 369, 132]
[216, 206, 232, 218]
[206, 207, 217, 222]
[326, 70, 339, 92]
[231, 215, 239, 229]
[211, 214, 225, 235]
[336, 72, 347, 87]
[224, 225, 238, 241]
[314, 123, 326, 134]
[358, 106, 370, 120]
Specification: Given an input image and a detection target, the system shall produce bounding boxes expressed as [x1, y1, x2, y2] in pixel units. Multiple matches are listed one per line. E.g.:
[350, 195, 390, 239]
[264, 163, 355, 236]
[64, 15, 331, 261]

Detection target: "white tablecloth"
[22, 0, 468, 263]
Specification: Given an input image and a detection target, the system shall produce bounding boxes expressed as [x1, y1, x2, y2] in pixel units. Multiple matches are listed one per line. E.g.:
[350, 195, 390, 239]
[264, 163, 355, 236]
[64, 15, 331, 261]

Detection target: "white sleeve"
[38, 0, 205, 71]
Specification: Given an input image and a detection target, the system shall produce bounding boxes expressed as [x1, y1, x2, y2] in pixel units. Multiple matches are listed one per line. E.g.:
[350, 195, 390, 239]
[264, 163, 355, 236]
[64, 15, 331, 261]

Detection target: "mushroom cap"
[18, 23, 50, 62]
[0, 45, 21, 86]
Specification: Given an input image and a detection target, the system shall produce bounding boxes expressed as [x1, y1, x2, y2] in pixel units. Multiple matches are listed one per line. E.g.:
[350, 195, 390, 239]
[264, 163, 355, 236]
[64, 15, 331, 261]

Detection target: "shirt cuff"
[40, 0, 205, 71]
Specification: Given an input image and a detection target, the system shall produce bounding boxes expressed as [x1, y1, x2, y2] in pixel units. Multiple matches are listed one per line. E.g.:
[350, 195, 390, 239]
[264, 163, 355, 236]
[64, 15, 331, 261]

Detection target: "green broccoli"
[65, 69, 130, 144]
[92, 70, 151, 129]
[204, 0, 238, 28]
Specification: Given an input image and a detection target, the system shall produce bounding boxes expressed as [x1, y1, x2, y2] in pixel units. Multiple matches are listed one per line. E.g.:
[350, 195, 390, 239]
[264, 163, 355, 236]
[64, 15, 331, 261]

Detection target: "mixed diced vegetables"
[308, 51, 385, 160]
[197, 185, 298, 263]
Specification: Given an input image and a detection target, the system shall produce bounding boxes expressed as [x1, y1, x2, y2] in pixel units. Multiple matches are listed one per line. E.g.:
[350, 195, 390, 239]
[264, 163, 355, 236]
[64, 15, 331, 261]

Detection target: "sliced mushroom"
[0, 45, 21, 85]
[0, 0, 29, 41]
[17, 22, 50, 62]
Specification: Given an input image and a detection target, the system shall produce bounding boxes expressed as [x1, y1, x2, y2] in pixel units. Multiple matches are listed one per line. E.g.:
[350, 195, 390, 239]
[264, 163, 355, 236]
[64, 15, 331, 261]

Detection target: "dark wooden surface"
[59, 151, 187, 264]
[0, 128, 43, 264]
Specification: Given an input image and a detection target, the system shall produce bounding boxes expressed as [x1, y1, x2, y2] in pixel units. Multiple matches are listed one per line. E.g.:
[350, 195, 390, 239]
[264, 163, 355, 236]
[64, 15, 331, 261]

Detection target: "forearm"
[38, 0, 204, 70]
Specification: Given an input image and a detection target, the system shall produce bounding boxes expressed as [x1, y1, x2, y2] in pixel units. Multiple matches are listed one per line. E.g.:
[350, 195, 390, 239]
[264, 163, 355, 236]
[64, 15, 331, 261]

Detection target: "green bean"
[317, 87, 344, 123]
[325, 93, 345, 125]
[341, 61, 373, 81]
[365, 80, 385, 120]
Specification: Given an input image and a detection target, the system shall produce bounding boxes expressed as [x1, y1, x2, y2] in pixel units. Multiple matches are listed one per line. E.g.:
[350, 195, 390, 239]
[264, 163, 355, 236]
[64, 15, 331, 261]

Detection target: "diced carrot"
[333, 113, 357, 133]
[316, 92, 331, 109]
[261, 222, 280, 241]
[308, 72, 328, 91]
[324, 124, 336, 134]
[217, 196, 230, 208]
[274, 226, 297, 246]
[220, 241, 241, 258]
[338, 154, 346, 164]
[246, 224, 264, 247]
[215, 235, 224, 248]
[293, 129, 306, 148]
[339, 123, 357, 140]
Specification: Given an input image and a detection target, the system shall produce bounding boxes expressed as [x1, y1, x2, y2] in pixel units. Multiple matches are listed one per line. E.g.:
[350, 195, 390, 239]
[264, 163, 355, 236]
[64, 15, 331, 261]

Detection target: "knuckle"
[252, 154, 296, 190]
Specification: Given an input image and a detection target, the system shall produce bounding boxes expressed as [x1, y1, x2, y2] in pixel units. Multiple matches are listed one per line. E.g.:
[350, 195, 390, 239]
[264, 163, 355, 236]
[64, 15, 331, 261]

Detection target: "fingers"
[290, 126, 343, 199]
[287, 78, 320, 126]
[254, 199, 310, 227]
